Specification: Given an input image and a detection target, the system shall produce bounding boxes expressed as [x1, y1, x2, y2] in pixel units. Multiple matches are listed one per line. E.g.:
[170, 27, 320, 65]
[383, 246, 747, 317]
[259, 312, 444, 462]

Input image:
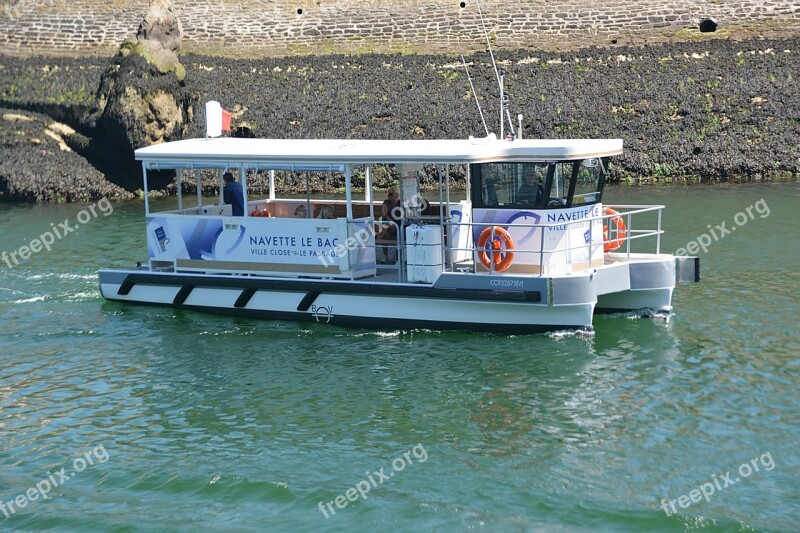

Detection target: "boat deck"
[369, 267, 405, 283]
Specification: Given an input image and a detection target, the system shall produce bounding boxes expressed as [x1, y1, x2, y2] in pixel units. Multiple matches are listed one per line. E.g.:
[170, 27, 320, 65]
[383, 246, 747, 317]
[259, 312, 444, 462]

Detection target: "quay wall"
[1, 0, 800, 57]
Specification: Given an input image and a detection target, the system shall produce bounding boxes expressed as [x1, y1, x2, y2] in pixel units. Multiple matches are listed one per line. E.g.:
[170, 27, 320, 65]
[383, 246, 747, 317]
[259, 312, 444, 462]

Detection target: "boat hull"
[98, 269, 593, 334]
[98, 254, 686, 334]
[595, 287, 673, 314]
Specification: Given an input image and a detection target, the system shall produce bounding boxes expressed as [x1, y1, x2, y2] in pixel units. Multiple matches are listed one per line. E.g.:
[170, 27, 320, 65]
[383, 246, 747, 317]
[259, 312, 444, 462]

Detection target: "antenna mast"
[476, 0, 515, 139]
[502, 69, 516, 139]
[461, 55, 490, 137]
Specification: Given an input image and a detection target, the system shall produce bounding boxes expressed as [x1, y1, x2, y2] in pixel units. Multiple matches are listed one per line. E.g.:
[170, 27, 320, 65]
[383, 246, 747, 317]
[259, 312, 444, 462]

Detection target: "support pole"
[345, 165, 353, 220]
[438, 164, 446, 273]
[269, 169, 276, 200]
[305, 170, 311, 218]
[195, 169, 203, 208]
[445, 163, 451, 215]
[438, 164, 444, 225]
[365, 166, 374, 221]
[240, 163, 248, 217]
[657, 208, 662, 254]
[142, 162, 150, 216]
[176, 170, 183, 211]
[466, 164, 471, 203]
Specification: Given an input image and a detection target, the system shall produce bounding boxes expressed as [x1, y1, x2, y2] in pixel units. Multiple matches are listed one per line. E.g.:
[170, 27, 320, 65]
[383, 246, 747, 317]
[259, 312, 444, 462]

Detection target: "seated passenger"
[222, 172, 244, 216]
[376, 187, 401, 263]
[517, 168, 544, 207]
[294, 204, 308, 218]
[377, 187, 401, 237]
[316, 205, 334, 219]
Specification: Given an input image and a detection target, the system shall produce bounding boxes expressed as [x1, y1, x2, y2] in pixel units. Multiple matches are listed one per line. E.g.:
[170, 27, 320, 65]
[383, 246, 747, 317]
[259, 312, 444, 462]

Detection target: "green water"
[1, 183, 798, 532]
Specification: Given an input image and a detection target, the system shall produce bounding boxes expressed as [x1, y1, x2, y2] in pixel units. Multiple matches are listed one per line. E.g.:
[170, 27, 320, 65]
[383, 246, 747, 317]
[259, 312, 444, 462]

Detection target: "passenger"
[376, 187, 402, 263]
[294, 204, 308, 218]
[316, 205, 334, 219]
[517, 167, 544, 207]
[222, 172, 244, 216]
[377, 187, 401, 239]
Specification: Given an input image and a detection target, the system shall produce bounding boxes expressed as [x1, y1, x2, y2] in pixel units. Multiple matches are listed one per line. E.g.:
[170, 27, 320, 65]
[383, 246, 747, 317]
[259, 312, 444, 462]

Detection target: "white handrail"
[344, 204, 667, 277]
[441, 204, 666, 274]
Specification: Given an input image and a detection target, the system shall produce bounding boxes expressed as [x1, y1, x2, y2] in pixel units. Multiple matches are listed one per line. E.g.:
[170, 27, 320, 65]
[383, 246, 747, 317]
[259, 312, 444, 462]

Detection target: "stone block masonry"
[1, 0, 800, 57]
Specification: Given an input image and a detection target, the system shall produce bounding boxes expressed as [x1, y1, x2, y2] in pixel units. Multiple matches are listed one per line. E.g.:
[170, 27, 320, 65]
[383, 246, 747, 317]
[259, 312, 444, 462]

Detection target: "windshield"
[471, 159, 607, 209]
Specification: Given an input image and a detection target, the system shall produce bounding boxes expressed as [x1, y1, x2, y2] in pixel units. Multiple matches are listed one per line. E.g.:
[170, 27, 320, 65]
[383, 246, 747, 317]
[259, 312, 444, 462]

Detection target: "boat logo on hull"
[312, 305, 333, 324]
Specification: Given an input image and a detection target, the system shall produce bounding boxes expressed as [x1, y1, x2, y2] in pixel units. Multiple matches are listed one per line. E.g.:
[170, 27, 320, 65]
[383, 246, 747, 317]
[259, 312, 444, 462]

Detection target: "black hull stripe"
[103, 298, 573, 335]
[111, 272, 542, 303]
[173, 285, 195, 305]
[117, 280, 135, 296]
[296, 290, 321, 311]
[234, 287, 257, 308]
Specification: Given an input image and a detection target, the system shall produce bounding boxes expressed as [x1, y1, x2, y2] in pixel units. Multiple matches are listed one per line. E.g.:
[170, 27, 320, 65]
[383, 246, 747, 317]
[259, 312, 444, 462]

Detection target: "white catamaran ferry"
[98, 109, 699, 334]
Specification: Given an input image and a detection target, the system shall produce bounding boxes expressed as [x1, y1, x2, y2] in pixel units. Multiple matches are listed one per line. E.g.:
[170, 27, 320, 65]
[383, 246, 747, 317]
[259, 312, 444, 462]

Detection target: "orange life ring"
[477, 226, 515, 272]
[603, 207, 627, 252]
[251, 207, 272, 217]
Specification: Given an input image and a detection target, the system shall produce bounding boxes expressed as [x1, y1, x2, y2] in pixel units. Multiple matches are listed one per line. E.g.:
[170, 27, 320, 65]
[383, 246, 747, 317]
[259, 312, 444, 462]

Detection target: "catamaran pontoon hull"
[99, 253, 695, 334]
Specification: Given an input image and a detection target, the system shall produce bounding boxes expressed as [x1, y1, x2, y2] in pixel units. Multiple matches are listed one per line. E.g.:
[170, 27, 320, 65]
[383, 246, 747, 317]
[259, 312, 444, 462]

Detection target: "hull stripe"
[234, 287, 258, 308]
[118, 280, 135, 296]
[296, 290, 321, 311]
[173, 285, 195, 306]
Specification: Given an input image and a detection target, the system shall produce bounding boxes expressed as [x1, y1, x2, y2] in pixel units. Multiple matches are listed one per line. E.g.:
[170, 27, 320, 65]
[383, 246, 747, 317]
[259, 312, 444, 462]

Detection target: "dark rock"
[0, 108, 133, 202]
[89, 54, 191, 152]
[82, 0, 192, 190]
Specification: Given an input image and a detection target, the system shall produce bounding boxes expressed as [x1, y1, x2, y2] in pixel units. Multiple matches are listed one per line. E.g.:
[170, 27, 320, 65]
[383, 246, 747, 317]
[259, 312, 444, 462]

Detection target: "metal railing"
[342, 204, 665, 281]
[440, 204, 666, 275]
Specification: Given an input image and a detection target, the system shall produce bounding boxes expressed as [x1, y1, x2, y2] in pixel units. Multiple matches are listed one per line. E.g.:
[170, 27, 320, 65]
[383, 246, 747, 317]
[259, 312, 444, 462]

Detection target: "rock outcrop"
[122, 0, 185, 82]
[0, 109, 133, 202]
[85, 0, 193, 190]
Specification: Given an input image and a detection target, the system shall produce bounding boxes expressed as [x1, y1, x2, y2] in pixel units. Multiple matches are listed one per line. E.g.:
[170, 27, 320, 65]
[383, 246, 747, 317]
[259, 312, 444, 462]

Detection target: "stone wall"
[1, 0, 799, 57]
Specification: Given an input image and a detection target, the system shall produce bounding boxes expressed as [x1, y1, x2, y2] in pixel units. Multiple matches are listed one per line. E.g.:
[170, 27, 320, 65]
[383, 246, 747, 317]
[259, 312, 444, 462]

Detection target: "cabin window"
[473, 162, 548, 208]
[544, 162, 573, 207]
[472, 159, 607, 209]
[570, 158, 606, 206]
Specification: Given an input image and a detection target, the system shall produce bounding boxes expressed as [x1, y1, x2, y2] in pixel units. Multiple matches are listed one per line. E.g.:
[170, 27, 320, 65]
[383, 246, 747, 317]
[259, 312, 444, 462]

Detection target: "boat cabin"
[135, 136, 623, 284]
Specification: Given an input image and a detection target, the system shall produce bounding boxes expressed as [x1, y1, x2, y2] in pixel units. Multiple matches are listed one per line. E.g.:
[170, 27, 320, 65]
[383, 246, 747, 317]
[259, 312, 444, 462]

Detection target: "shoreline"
[4, 179, 793, 210]
[2, 37, 799, 203]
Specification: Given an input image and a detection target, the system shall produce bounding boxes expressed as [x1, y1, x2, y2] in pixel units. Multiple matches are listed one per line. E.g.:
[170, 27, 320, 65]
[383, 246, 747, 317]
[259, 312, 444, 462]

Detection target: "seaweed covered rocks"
[0, 109, 132, 202]
[84, 0, 193, 190]
[2, 36, 799, 202]
[180, 39, 799, 183]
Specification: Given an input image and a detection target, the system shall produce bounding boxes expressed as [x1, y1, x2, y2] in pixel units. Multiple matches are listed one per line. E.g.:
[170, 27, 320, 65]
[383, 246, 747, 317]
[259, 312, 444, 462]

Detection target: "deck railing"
[339, 204, 667, 281]
[438, 204, 666, 276]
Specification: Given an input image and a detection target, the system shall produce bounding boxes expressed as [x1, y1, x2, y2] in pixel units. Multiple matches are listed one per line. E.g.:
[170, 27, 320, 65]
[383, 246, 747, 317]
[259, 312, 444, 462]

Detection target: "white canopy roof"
[135, 137, 623, 169]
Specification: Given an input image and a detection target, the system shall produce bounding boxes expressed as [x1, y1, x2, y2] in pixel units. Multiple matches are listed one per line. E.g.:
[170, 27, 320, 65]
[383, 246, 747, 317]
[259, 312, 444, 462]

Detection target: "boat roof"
[135, 137, 623, 169]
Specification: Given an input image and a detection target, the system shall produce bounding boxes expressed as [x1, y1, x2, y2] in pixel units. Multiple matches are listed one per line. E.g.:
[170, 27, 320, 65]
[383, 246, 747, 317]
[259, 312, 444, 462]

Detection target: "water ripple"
[1, 187, 799, 530]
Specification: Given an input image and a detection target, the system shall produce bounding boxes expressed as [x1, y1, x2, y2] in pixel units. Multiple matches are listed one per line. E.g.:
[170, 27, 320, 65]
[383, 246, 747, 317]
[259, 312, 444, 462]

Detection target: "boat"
[97, 105, 699, 334]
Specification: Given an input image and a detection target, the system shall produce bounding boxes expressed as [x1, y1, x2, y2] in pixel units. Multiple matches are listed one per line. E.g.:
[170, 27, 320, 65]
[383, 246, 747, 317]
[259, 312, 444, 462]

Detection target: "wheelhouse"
[470, 158, 608, 209]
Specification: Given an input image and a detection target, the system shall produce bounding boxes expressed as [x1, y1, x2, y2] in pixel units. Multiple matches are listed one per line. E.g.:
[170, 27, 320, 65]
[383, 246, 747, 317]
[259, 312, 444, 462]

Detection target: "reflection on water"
[0, 183, 799, 530]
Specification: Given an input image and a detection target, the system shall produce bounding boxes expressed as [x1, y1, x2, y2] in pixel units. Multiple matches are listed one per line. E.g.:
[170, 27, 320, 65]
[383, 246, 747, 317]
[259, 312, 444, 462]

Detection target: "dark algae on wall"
[1, 38, 799, 202]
